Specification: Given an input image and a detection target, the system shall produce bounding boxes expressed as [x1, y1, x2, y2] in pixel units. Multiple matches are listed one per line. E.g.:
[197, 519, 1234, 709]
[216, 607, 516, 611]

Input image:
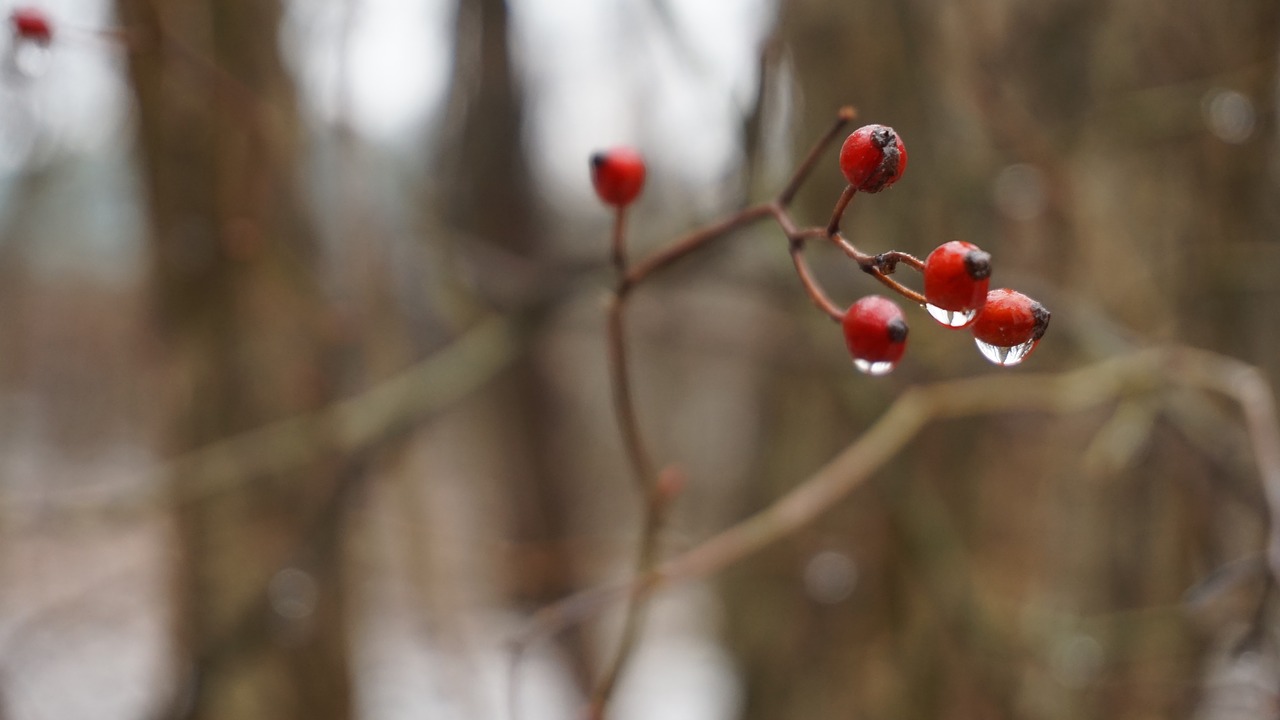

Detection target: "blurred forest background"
[0, 0, 1278, 718]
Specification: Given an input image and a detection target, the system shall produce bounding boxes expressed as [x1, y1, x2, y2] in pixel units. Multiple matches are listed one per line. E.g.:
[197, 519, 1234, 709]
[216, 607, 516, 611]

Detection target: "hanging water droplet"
[10, 41, 52, 79]
[853, 358, 897, 375]
[268, 567, 319, 620]
[925, 303, 978, 328]
[975, 337, 1039, 366]
[1203, 88, 1255, 144]
[803, 550, 859, 605]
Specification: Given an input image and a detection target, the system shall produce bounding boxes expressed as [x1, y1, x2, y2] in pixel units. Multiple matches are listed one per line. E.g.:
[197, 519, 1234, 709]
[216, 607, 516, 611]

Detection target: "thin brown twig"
[864, 267, 928, 305]
[790, 242, 845, 321]
[623, 203, 776, 290]
[777, 105, 856, 207]
[611, 206, 629, 274]
[826, 184, 857, 235]
[583, 487, 666, 719]
[872, 249, 926, 272]
[591, 196, 666, 719]
[826, 233, 928, 304]
[605, 293, 657, 489]
[0, 314, 521, 524]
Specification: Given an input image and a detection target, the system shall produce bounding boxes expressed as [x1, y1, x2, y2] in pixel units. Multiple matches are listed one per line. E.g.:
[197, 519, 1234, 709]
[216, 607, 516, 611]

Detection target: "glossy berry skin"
[923, 241, 992, 317]
[10, 7, 52, 45]
[842, 295, 908, 366]
[971, 288, 1050, 348]
[590, 148, 646, 207]
[839, 124, 907, 193]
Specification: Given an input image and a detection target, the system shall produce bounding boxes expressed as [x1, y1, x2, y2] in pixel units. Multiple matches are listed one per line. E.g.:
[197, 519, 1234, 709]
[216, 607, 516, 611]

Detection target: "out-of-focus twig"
[171, 313, 520, 498]
[515, 345, 1280, 653]
[0, 315, 522, 522]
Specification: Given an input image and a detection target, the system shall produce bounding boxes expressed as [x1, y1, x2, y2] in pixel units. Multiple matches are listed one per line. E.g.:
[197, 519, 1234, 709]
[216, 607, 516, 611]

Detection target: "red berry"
[970, 288, 1050, 366]
[590, 148, 646, 207]
[923, 240, 992, 328]
[842, 295, 908, 375]
[10, 7, 52, 45]
[839, 124, 907, 193]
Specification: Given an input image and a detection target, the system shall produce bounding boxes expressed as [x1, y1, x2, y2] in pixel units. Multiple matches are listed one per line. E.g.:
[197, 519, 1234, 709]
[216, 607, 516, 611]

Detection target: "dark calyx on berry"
[886, 317, 908, 343]
[861, 128, 902, 193]
[1029, 301, 1051, 341]
[971, 288, 1050, 348]
[590, 147, 646, 207]
[963, 249, 992, 280]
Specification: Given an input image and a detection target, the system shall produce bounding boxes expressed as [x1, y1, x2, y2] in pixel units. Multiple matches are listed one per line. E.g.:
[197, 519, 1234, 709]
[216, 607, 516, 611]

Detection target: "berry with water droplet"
[923, 240, 991, 328]
[590, 148, 646, 207]
[10, 7, 52, 45]
[842, 295, 908, 375]
[839, 124, 907, 193]
[971, 288, 1050, 366]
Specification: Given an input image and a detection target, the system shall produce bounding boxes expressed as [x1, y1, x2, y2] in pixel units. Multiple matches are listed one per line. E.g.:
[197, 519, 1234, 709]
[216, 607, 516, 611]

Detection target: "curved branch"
[513, 345, 1280, 649]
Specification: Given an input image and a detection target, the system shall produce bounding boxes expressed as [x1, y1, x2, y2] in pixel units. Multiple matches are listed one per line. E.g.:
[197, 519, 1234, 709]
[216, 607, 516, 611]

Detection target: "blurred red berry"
[971, 288, 1050, 365]
[842, 295, 908, 374]
[10, 7, 52, 45]
[590, 148, 646, 207]
[839, 124, 907, 193]
[923, 240, 991, 328]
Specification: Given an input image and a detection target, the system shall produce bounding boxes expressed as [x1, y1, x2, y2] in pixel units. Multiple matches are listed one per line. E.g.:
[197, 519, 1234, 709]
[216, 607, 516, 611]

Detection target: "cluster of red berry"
[591, 119, 1049, 375]
[9, 6, 53, 45]
[837, 125, 1048, 371]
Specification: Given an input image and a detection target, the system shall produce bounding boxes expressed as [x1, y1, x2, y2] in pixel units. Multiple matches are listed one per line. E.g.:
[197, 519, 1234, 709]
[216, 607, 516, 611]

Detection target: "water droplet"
[853, 358, 897, 375]
[1203, 88, 1255, 144]
[975, 338, 1039, 366]
[993, 163, 1047, 221]
[10, 41, 52, 79]
[803, 550, 858, 605]
[925, 303, 978, 328]
[268, 567, 319, 620]
[1050, 634, 1104, 689]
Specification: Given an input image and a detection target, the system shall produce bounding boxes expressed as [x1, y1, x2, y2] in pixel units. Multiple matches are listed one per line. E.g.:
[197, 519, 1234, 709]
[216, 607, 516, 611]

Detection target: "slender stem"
[875, 250, 926, 272]
[830, 231, 872, 263]
[826, 184, 857, 235]
[593, 203, 667, 718]
[611, 206, 628, 274]
[584, 489, 666, 719]
[777, 105, 857, 207]
[605, 294, 655, 490]
[865, 269, 928, 304]
[828, 234, 928, 304]
[624, 203, 775, 289]
[790, 242, 845, 321]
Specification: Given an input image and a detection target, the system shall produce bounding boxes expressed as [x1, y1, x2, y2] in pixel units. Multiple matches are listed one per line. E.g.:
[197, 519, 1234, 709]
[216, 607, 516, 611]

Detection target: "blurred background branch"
[0, 0, 1276, 718]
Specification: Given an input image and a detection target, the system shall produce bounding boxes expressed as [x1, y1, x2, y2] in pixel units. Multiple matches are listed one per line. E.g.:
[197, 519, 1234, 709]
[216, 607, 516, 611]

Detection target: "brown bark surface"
[115, 2, 353, 718]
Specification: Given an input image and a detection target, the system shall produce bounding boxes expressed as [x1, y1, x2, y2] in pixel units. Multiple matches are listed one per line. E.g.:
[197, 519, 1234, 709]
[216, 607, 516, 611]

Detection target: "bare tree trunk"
[433, 0, 594, 691]
[115, 2, 353, 718]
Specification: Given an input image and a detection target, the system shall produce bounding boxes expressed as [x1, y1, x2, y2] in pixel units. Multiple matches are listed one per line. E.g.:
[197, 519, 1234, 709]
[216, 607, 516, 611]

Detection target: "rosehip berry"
[970, 288, 1050, 366]
[842, 295, 908, 375]
[590, 148, 646, 207]
[923, 240, 992, 328]
[10, 7, 52, 45]
[839, 124, 907, 193]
